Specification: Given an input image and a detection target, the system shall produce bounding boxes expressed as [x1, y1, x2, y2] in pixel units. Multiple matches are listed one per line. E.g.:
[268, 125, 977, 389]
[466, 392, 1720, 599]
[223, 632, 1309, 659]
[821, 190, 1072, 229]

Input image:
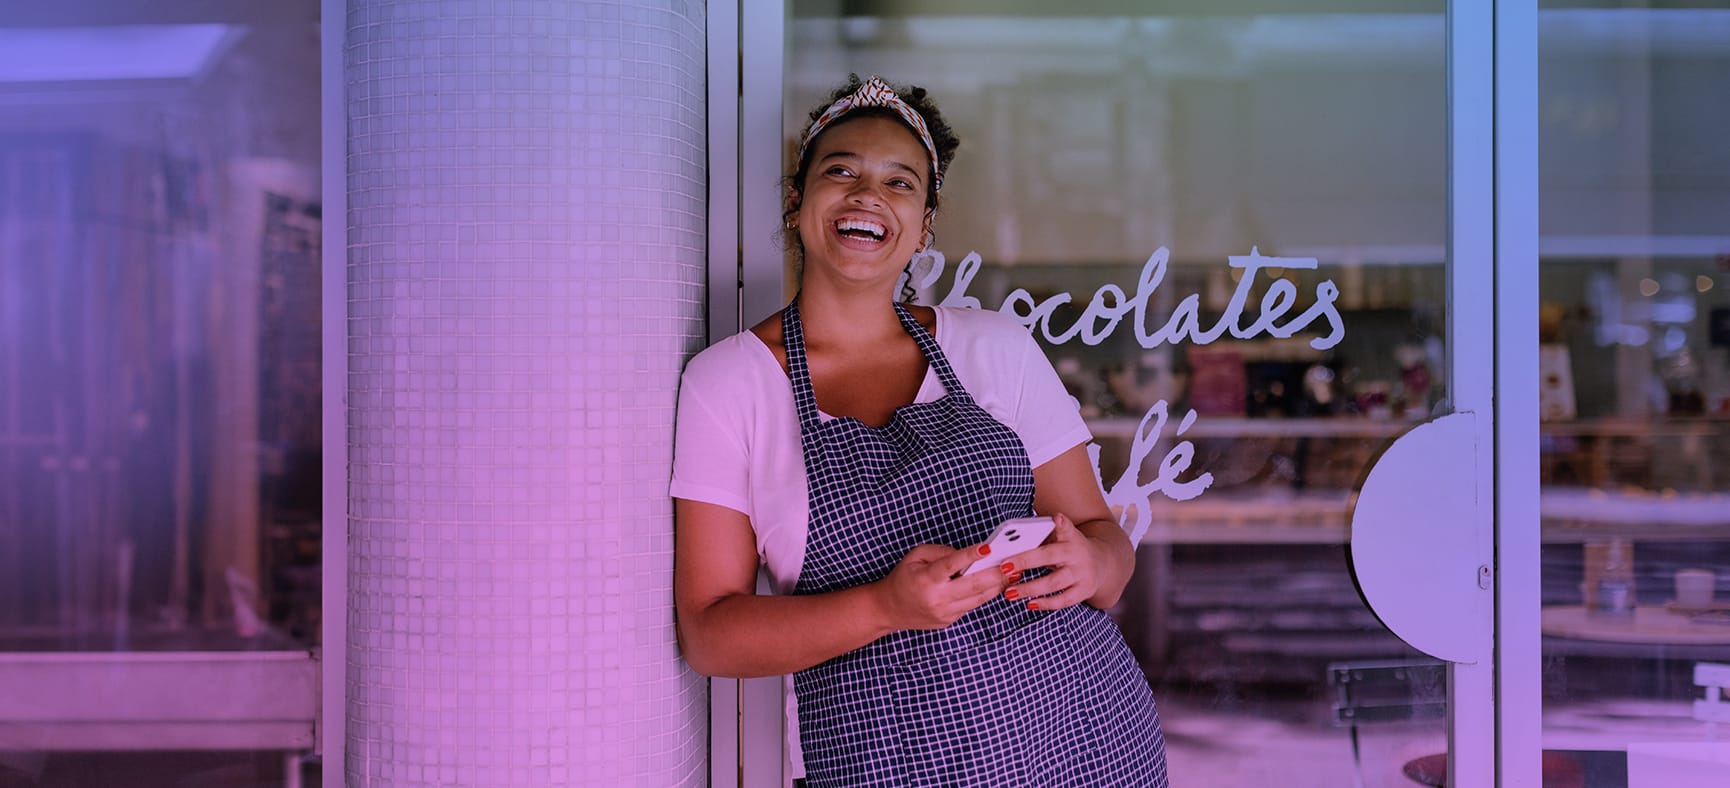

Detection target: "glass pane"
[788, 4, 1454, 785]
[1537, 3, 1730, 786]
[0, 6, 321, 784]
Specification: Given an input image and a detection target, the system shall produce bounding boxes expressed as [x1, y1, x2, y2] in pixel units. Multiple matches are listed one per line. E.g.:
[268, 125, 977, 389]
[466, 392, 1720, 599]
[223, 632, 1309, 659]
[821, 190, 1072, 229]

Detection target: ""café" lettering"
[902, 247, 1347, 544]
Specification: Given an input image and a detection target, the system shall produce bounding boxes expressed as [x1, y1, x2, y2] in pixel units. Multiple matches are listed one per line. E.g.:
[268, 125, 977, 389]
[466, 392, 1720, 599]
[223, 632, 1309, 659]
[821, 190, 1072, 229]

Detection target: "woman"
[672, 75, 1169, 787]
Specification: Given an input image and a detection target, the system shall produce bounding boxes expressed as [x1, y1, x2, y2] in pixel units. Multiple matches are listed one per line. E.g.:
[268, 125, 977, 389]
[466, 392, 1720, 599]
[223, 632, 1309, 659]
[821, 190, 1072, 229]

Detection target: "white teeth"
[835, 219, 886, 240]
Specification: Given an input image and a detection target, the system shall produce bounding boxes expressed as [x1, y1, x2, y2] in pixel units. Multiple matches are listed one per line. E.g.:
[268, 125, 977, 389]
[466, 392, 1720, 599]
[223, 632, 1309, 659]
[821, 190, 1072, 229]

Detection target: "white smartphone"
[959, 516, 1057, 577]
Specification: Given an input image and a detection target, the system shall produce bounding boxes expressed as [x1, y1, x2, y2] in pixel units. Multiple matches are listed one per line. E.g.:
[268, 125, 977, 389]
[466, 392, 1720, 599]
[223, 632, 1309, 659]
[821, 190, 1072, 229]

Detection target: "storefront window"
[1536, 3, 1730, 785]
[0, 6, 322, 786]
[789, 4, 1455, 784]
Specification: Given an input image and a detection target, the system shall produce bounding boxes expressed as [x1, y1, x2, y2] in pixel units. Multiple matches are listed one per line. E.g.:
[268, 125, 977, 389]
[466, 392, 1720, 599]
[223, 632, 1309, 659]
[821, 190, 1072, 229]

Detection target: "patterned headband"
[798, 76, 943, 192]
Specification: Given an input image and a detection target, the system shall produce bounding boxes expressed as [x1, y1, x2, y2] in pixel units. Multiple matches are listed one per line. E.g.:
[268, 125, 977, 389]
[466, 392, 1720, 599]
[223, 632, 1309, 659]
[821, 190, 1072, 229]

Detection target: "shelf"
[0, 645, 316, 752]
[1540, 418, 1726, 438]
[1539, 487, 1730, 543]
[1088, 416, 1418, 440]
[1135, 492, 1352, 545]
[1128, 486, 1730, 546]
[1091, 415, 1729, 442]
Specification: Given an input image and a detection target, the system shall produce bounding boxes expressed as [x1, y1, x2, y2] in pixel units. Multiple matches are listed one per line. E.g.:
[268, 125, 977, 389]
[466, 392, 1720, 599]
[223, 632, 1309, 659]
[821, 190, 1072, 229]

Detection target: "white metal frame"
[736, 4, 794, 785]
[1493, 0, 1542, 786]
[706, 1, 743, 785]
[1446, 0, 1499, 785]
[740, 0, 793, 325]
[709, 2, 792, 785]
[318, 0, 348, 783]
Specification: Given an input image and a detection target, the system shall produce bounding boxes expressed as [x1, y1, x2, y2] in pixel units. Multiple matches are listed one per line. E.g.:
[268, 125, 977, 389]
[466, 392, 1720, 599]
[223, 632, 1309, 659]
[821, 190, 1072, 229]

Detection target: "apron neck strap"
[781, 298, 825, 433]
[891, 302, 968, 400]
[780, 296, 974, 434]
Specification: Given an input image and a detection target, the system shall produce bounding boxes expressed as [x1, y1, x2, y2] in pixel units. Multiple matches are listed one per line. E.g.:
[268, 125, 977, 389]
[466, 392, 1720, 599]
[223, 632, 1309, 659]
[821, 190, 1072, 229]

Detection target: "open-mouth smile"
[834, 217, 888, 244]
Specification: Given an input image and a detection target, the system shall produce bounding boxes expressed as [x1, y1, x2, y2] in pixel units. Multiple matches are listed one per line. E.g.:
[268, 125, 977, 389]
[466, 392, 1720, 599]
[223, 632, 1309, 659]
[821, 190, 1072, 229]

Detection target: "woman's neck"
[796, 281, 908, 352]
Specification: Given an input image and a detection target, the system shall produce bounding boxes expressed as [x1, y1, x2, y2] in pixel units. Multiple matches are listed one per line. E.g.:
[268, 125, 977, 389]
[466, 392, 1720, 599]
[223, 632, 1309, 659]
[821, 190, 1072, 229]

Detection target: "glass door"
[0, 6, 324, 786]
[721, 1, 1502, 785]
[1531, 3, 1730, 786]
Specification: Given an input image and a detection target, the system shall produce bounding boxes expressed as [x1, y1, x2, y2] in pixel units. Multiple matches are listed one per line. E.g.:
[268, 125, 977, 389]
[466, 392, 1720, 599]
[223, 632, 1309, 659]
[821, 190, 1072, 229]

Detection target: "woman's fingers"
[996, 513, 1104, 609]
[1005, 566, 1069, 602]
[960, 572, 1011, 609]
[1001, 513, 1081, 573]
[893, 532, 1096, 629]
[1019, 582, 1083, 612]
[1003, 566, 1088, 612]
[905, 543, 959, 568]
[895, 544, 1008, 628]
[937, 541, 994, 579]
[949, 552, 1012, 597]
[1000, 539, 1080, 578]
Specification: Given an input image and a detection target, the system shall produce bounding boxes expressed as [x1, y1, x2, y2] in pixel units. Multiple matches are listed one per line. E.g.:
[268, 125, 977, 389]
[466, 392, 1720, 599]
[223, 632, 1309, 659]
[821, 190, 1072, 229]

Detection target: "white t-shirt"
[668, 304, 1092, 777]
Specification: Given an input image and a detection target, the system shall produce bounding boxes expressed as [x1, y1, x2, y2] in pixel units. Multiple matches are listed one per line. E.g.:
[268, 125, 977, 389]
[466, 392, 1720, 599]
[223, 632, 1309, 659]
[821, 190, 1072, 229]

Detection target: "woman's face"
[794, 114, 932, 291]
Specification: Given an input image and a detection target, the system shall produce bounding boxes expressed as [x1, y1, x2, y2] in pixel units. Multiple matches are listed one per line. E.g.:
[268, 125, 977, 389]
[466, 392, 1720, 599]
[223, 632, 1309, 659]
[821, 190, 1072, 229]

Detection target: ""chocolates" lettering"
[900, 247, 1348, 544]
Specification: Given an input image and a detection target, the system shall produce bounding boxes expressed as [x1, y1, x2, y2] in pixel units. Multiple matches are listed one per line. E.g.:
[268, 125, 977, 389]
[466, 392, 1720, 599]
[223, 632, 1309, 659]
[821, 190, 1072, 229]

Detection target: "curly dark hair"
[781, 74, 960, 303]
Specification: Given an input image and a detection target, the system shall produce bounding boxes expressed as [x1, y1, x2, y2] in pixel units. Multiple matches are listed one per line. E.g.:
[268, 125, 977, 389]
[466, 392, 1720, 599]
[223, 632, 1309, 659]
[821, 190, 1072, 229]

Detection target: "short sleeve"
[1008, 329, 1093, 469]
[669, 369, 752, 516]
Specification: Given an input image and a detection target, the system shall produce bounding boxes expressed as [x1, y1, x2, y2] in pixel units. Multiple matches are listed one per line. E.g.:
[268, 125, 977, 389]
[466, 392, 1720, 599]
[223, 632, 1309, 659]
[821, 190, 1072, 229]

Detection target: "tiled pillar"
[343, 2, 707, 785]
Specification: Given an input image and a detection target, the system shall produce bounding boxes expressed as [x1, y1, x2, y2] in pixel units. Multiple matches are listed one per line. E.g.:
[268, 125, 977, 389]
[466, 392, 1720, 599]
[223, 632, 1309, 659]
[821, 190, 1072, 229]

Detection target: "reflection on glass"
[1537, 4, 1730, 786]
[0, 8, 320, 785]
[791, 4, 1451, 785]
[0, 23, 321, 651]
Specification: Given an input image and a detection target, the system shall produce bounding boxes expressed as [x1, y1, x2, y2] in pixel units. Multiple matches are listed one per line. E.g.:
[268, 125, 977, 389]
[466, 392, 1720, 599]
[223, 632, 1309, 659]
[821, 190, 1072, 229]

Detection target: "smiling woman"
[794, 114, 930, 292]
[778, 76, 958, 302]
[672, 75, 1170, 787]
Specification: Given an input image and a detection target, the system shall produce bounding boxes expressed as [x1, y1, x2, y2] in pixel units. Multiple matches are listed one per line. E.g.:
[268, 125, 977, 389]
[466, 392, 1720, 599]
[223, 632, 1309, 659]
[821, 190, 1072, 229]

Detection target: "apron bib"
[782, 299, 1169, 787]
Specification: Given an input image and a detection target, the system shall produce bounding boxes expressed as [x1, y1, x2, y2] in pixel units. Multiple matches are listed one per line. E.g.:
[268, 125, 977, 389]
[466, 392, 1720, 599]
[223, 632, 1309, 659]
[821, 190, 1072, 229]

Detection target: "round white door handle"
[1348, 411, 1491, 664]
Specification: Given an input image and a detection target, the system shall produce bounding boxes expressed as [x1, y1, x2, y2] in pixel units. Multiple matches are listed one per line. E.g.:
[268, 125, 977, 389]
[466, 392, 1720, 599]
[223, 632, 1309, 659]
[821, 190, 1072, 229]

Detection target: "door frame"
[1491, 0, 1542, 786]
[706, 1, 791, 786]
[319, 0, 348, 782]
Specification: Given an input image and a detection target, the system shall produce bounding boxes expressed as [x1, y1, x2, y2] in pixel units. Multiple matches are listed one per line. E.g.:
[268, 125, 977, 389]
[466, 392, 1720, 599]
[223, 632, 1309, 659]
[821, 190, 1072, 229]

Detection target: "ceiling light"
[0, 25, 234, 83]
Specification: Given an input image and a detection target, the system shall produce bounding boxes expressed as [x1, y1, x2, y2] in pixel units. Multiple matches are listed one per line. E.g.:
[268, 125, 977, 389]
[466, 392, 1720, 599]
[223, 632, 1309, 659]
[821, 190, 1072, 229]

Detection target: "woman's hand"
[998, 513, 1119, 612]
[872, 543, 1014, 631]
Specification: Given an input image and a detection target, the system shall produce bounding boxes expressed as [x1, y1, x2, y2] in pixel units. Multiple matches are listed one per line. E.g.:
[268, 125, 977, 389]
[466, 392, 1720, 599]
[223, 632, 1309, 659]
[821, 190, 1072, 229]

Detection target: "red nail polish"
[1005, 589, 1019, 601]
[978, 545, 991, 557]
[1027, 601, 1039, 611]
[999, 562, 1015, 575]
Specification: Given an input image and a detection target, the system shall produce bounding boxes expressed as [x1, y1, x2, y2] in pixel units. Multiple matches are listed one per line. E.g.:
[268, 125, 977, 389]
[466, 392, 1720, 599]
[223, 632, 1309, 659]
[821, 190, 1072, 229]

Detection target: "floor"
[0, 697, 1711, 787]
[0, 752, 312, 788]
[1157, 688, 1444, 788]
[1157, 690, 1720, 788]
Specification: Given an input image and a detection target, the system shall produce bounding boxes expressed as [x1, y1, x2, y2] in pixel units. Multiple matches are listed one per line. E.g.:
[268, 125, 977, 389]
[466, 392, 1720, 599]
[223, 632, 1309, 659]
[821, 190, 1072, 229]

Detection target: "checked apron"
[783, 299, 1169, 787]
